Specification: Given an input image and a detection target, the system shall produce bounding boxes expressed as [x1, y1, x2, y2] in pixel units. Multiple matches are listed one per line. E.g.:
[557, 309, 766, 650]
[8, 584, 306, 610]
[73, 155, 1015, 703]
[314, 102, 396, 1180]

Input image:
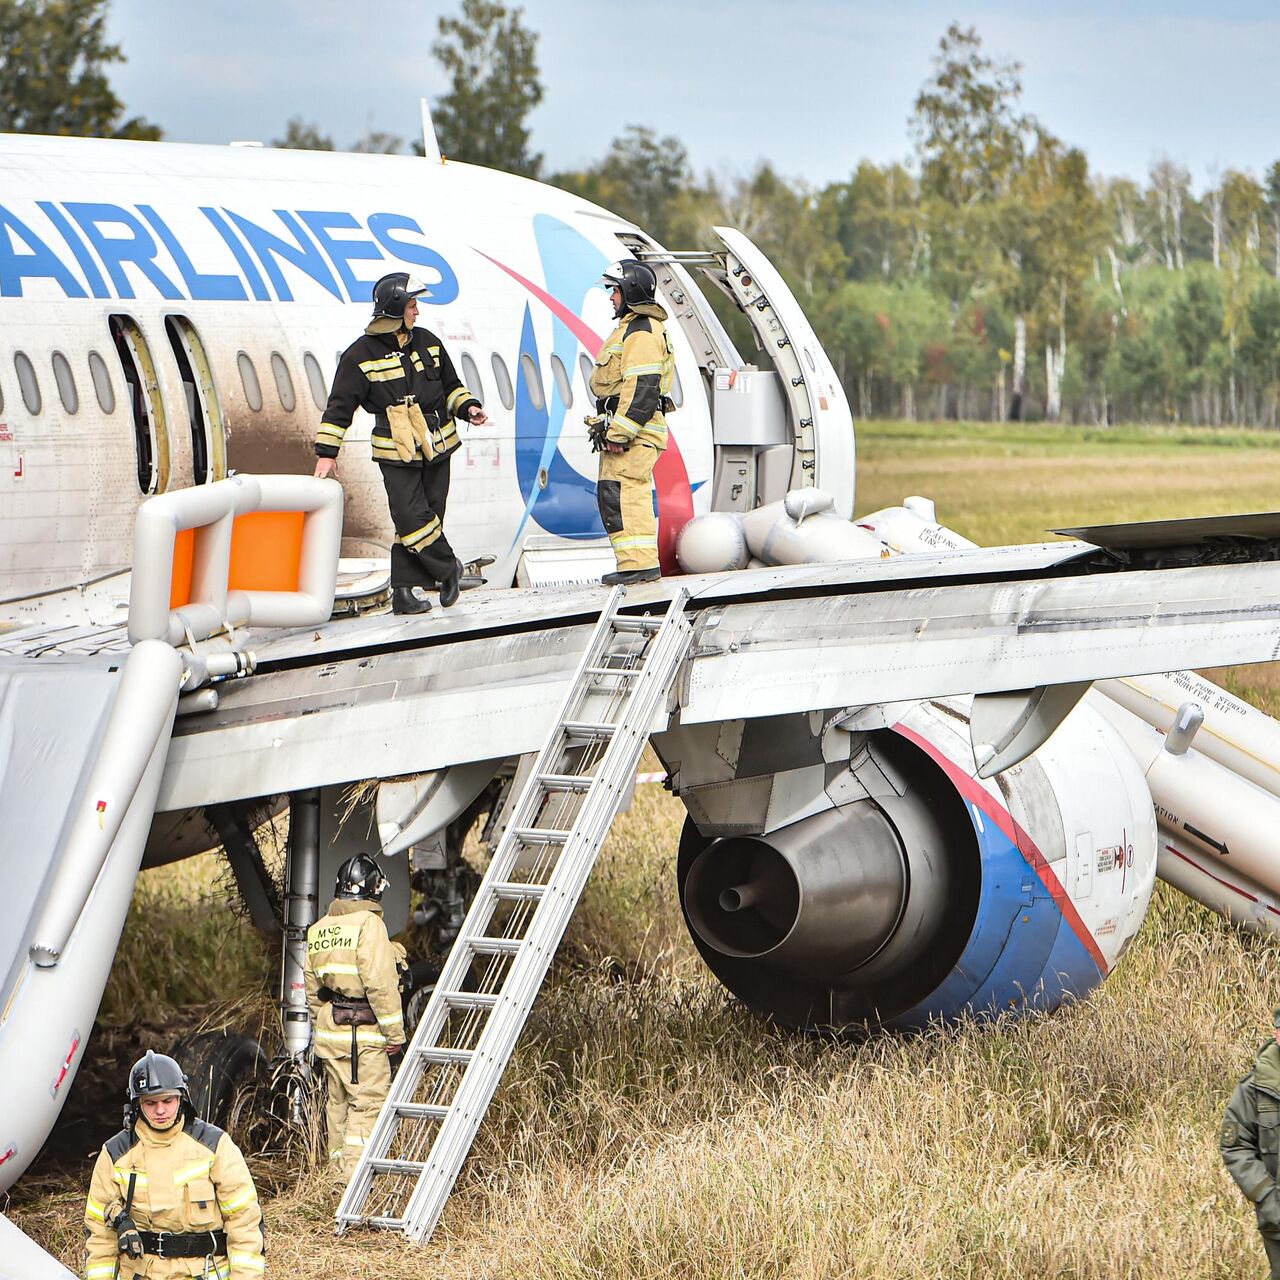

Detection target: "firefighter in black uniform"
[313, 272, 487, 613]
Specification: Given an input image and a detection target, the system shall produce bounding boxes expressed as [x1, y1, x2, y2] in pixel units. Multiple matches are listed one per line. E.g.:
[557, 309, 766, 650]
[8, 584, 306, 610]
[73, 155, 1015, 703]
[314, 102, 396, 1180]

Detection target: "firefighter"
[304, 853, 407, 1180]
[1222, 1008, 1280, 1277]
[587, 258, 675, 585]
[83, 1050, 265, 1280]
[313, 272, 487, 614]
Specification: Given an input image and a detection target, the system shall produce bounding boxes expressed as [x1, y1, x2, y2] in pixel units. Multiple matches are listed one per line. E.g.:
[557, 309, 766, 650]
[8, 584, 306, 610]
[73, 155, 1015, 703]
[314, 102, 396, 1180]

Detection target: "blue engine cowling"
[674, 697, 1157, 1031]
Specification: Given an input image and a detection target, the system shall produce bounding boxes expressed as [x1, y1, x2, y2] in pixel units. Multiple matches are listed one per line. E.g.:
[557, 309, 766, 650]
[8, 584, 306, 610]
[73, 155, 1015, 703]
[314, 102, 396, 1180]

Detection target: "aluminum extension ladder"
[336, 585, 693, 1243]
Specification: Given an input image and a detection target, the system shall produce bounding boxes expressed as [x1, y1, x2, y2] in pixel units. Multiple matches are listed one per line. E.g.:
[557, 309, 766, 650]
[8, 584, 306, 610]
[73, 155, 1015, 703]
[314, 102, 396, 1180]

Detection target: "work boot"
[439, 560, 462, 608]
[391, 586, 432, 615]
[601, 567, 661, 586]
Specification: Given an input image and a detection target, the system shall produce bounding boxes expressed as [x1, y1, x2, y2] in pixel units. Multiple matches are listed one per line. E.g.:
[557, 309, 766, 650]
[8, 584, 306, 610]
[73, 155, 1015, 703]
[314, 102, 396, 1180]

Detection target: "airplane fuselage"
[0, 135, 762, 617]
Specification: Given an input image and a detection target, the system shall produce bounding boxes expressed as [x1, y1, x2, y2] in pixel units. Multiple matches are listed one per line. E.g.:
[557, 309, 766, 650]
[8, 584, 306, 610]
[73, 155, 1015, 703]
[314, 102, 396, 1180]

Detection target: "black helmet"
[370, 271, 428, 320]
[124, 1050, 192, 1129]
[335, 852, 389, 902]
[600, 258, 657, 311]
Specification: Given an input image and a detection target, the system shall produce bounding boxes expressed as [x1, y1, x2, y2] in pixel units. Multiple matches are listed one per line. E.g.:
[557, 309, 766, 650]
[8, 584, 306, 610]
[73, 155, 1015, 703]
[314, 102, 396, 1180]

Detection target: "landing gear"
[168, 1028, 268, 1127]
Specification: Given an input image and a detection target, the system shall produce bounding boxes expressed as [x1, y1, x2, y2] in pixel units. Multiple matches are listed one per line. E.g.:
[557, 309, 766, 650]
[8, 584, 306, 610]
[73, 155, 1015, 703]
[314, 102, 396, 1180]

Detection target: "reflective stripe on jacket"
[304, 898, 407, 1056]
[589, 301, 673, 450]
[83, 1116, 265, 1280]
[315, 325, 478, 465]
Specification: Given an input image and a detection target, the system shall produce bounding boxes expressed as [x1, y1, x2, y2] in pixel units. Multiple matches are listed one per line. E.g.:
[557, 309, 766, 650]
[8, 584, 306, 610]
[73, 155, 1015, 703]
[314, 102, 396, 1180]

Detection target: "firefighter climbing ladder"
[336, 586, 693, 1243]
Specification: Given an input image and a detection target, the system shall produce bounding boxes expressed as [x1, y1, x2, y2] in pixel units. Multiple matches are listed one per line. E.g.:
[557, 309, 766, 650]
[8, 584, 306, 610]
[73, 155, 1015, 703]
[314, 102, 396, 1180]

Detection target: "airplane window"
[460, 352, 483, 403]
[14, 352, 41, 414]
[490, 353, 514, 411]
[549, 353, 573, 408]
[670, 364, 684, 409]
[238, 352, 263, 412]
[304, 352, 328, 411]
[519, 353, 545, 411]
[578, 353, 595, 399]
[51, 352, 78, 413]
[271, 352, 296, 413]
[88, 351, 115, 413]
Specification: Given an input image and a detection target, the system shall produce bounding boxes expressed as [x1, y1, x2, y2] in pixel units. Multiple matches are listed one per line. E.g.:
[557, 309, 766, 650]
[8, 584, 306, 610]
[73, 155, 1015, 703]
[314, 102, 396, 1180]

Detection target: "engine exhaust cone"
[683, 804, 907, 980]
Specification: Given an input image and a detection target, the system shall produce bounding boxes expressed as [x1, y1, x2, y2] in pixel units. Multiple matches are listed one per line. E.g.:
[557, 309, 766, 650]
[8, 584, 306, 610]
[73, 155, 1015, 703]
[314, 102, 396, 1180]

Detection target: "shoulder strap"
[104, 1129, 133, 1162]
[188, 1118, 226, 1154]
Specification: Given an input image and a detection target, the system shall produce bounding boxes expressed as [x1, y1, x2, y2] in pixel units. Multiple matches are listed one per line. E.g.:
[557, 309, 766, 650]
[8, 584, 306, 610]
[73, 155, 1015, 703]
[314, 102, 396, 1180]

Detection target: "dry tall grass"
[11, 422, 1280, 1278]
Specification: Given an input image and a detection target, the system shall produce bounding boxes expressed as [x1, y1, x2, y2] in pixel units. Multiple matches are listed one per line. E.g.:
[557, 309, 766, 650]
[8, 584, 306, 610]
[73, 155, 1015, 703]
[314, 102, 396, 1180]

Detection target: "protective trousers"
[321, 1047, 392, 1179]
[597, 443, 659, 572]
[378, 457, 457, 588]
[1261, 1232, 1280, 1280]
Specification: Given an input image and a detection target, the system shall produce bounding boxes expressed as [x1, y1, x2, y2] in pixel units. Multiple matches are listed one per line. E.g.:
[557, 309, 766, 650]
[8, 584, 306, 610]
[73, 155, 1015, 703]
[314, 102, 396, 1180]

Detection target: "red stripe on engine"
[892, 721, 1110, 975]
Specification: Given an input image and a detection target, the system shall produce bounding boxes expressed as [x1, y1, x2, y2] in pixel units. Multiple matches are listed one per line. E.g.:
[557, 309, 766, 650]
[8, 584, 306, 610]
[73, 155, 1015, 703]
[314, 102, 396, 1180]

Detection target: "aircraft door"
[165, 316, 227, 485]
[109, 315, 170, 495]
[709, 226, 855, 517]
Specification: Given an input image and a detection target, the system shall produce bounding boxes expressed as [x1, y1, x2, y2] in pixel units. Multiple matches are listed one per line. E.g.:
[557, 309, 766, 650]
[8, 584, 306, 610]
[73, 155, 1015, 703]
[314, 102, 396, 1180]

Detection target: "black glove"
[111, 1211, 144, 1260]
[387, 1044, 405, 1075]
[585, 416, 609, 453]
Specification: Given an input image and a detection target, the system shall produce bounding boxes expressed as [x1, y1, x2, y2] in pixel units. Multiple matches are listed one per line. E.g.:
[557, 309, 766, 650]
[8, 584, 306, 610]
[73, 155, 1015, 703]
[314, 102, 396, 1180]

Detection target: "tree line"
[5, 2, 1279, 427]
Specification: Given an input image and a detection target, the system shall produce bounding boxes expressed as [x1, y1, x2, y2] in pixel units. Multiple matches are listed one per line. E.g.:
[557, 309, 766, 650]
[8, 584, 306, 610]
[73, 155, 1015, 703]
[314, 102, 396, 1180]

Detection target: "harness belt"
[136, 1229, 228, 1257]
[316, 985, 377, 1084]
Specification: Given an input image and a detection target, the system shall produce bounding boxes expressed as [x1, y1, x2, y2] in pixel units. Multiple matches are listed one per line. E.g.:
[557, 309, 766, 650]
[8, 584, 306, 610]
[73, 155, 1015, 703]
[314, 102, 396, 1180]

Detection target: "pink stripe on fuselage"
[478, 249, 695, 572]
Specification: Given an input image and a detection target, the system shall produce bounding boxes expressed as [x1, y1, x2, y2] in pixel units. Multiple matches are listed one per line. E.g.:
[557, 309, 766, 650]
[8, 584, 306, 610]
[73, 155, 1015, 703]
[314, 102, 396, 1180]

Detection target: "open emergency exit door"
[626, 228, 856, 518]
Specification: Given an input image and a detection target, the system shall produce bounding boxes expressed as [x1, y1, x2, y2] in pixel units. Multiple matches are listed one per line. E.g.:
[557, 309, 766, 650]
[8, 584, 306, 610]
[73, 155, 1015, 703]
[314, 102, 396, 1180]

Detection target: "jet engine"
[664, 696, 1157, 1031]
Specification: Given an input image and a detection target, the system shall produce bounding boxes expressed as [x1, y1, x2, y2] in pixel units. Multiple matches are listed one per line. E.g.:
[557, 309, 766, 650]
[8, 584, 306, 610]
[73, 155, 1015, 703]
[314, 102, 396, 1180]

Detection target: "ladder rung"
[490, 881, 547, 902]
[362, 1216, 407, 1230]
[441, 991, 500, 1011]
[512, 826, 569, 845]
[562, 720, 617, 741]
[394, 1102, 450, 1121]
[415, 1046, 477, 1065]
[585, 664, 643, 677]
[538, 772, 594, 792]
[369, 1158, 428, 1175]
[469, 935, 523, 956]
[612, 615, 663, 634]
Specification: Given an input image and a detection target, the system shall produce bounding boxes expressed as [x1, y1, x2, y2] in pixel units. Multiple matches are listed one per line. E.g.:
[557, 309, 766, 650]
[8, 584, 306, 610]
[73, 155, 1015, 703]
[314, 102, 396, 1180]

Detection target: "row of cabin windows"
[0, 332, 685, 425]
[5, 349, 117, 417]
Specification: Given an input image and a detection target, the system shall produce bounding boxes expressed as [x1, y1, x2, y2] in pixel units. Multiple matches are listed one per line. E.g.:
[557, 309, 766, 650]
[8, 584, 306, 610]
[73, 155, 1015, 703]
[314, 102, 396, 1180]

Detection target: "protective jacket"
[589, 302, 673, 450]
[304, 898, 407, 1058]
[315, 325, 479, 466]
[83, 1115, 264, 1280]
[1222, 1039, 1280, 1241]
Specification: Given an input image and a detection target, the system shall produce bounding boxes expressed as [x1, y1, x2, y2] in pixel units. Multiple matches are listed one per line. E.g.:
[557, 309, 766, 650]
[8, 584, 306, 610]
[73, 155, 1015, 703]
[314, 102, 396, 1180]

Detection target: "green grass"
[13, 422, 1280, 1278]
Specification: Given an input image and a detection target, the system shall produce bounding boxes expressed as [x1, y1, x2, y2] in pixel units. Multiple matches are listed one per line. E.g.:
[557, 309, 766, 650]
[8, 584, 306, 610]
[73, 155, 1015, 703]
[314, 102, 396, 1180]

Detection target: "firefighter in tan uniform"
[304, 853, 407, 1179]
[588, 259, 674, 585]
[83, 1051, 265, 1280]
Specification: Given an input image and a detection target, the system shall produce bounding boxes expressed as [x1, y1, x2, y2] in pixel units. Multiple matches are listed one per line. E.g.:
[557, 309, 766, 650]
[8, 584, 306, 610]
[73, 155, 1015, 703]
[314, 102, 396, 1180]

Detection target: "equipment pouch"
[385, 403, 417, 462]
[406, 401, 436, 460]
[331, 1003, 378, 1027]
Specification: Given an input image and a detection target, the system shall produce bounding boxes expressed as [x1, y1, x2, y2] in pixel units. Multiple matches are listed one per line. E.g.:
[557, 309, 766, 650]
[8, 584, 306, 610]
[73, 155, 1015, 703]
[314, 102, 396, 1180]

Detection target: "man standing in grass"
[83, 1051, 265, 1279]
[304, 853, 407, 1181]
[1222, 1009, 1280, 1277]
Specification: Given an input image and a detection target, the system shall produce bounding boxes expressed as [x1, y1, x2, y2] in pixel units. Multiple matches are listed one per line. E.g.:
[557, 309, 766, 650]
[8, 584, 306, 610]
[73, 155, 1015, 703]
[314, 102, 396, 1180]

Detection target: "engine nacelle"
[667, 697, 1157, 1031]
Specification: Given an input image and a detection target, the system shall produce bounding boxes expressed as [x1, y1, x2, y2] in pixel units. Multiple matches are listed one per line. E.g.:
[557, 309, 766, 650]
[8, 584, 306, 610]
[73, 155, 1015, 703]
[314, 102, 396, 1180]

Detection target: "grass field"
[12, 420, 1280, 1278]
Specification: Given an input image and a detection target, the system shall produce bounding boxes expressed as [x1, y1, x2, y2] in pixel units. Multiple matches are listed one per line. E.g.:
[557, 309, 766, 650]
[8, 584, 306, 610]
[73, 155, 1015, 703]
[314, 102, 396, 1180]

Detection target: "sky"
[107, 1, 1280, 192]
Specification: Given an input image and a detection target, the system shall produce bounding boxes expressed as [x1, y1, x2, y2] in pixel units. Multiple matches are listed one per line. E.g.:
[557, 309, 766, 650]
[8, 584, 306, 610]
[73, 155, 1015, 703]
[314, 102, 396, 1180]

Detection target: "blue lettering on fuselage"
[0, 201, 460, 305]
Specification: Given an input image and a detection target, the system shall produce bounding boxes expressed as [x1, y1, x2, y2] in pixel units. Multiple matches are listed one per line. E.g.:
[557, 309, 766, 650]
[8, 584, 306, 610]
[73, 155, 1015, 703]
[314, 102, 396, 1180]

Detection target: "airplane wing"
[0, 536, 1244, 809]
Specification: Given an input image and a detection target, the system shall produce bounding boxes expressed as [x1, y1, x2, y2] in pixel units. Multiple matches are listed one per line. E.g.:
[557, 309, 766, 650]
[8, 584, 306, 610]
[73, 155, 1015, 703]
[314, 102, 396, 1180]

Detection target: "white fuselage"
[0, 135, 734, 615]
